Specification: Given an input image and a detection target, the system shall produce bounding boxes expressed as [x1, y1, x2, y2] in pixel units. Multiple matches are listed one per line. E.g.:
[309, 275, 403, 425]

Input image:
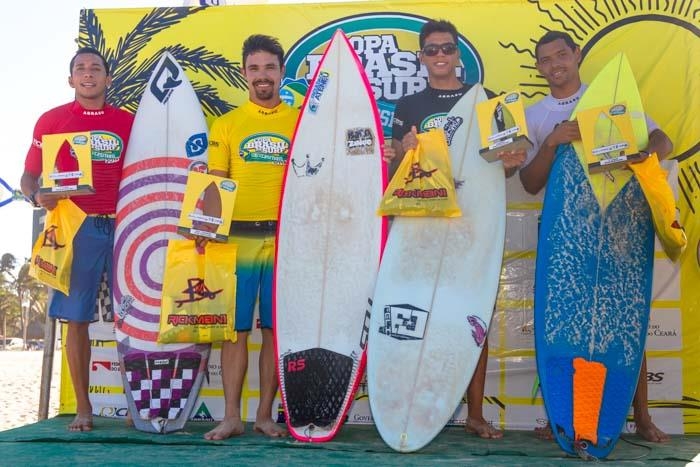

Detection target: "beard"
[252, 80, 276, 101]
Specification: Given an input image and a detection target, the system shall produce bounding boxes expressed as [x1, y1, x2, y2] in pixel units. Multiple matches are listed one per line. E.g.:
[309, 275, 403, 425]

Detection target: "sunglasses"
[421, 43, 458, 57]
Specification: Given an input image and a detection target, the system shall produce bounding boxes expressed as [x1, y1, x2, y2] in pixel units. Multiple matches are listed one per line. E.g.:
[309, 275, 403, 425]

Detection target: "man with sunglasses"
[387, 19, 525, 439]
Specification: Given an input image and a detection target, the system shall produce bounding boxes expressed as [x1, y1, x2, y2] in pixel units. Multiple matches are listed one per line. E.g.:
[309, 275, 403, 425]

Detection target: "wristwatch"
[28, 190, 41, 208]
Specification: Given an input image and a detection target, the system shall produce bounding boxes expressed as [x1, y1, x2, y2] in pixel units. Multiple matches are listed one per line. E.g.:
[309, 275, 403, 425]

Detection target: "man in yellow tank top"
[201, 34, 299, 440]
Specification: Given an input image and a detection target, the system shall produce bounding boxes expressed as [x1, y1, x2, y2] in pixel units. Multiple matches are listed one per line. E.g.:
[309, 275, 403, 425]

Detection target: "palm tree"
[0, 254, 47, 349]
[78, 7, 248, 117]
[0, 254, 23, 346]
[15, 261, 45, 347]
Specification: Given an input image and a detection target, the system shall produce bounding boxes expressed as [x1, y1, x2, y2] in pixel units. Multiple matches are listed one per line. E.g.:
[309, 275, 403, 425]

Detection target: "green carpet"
[0, 416, 697, 466]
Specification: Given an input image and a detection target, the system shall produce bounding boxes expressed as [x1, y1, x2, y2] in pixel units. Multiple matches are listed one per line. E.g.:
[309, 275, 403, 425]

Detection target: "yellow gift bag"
[158, 240, 238, 344]
[629, 153, 687, 261]
[29, 199, 86, 295]
[378, 129, 461, 217]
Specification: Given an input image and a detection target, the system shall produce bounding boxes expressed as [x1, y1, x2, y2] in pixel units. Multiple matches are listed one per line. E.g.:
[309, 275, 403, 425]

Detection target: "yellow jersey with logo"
[208, 101, 299, 221]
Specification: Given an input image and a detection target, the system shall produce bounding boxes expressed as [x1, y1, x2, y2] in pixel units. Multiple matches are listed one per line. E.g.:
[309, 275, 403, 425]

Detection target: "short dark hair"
[70, 47, 110, 75]
[535, 31, 578, 61]
[419, 19, 459, 49]
[242, 34, 285, 68]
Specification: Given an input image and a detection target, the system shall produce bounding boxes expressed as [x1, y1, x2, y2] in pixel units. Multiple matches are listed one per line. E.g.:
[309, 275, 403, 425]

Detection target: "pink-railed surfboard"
[273, 29, 387, 442]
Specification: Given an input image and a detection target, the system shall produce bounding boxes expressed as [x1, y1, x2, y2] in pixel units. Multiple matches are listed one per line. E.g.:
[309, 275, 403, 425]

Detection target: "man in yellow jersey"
[200, 34, 299, 439]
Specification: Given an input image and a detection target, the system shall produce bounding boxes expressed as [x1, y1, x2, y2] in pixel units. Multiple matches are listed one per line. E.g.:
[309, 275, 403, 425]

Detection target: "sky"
[0, 0, 361, 267]
[0, 0, 189, 265]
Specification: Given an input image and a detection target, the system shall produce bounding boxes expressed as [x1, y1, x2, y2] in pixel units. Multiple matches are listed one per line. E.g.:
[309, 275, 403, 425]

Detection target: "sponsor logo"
[504, 92, 520, 104]
[379, 304, 429, 340]
[220, 180, 236, 192]
[359, 299, 371, 350]
[352, 413, 374, 423]
[167, 314, 228, 326]
[150, 55, 183, 104]
[404, 162, 437, 183]
[292, 154, 325, 177]
[286, 357, 306, 372]
[153, 358, 171, 366]
[191, 402, 215, 421]
[443, 116, 463, 146]
[41, 225, 65, 250]
[283, 13, 483, 136]
[609, 104, 626, 116]
[91, 360, 120, 372]
[116, 295, 134, 326]
[239, 133, 289, 164]
[647, 371, 665, 383]
[420, 113, 446, 132]
[392, 187, 447, 199]
[647, 323, 678, 337]
[207, 362, 222, 378]
[72, 135, 89, 145]
[186, 132, 208, 158]
[175, 278, 223, 307]
[188, 160, 208, 173]
[308, 71, 330, 113]
[345, 127, 375, 156]
[467, 315, 487, 347]
[284, 13, 483, 104]
[88, 385, 119, 394]
[91, 131, 124, 163]
[98, 406, 129, 417]
[33, 254, 58, 276]
[32, 137, 42, 149]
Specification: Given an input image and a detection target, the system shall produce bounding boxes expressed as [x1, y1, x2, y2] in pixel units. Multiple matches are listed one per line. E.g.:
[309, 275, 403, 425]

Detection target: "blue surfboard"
[535, 54, 655, 459]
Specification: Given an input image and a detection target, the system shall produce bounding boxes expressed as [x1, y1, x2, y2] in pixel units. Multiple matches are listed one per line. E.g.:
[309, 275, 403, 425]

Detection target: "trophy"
[40, 132, 95, 195]
[476, 91, 533, 162]
[578, 103, 642, 174]
[177, 171, 238, 242]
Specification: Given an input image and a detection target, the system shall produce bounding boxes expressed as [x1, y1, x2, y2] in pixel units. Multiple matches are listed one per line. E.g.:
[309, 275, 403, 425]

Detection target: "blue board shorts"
[229, 223, 276, 332]
[48, 215, 114, 323]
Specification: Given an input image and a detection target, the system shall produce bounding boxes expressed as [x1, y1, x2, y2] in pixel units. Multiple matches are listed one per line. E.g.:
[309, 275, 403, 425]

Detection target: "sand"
[0, 349, 61, 432]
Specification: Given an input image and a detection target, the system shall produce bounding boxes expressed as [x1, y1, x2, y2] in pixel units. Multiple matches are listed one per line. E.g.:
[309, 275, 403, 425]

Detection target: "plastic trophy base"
[177, 226, 228, 243]
[39, 185, 96, 196]
[587, 152, 647, 174]
[479, 134, 533, 163]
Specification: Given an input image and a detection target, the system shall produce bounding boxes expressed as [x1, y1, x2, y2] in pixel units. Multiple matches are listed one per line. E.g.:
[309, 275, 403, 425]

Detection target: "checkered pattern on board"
[123, 352, 201, 420]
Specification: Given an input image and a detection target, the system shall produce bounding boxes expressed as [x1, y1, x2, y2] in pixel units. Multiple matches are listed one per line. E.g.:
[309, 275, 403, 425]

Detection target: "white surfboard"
[367, 84, 505, 452]
[113, 52, 210, 433]
[274, 29, 386, 442]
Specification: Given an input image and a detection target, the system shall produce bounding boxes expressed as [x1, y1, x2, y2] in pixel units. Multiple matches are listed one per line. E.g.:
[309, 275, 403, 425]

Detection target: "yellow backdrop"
[58, 0, 699, 434]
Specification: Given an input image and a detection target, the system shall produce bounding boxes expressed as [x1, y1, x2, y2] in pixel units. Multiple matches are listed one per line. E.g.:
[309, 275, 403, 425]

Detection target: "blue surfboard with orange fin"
[535, 53, 654, 459]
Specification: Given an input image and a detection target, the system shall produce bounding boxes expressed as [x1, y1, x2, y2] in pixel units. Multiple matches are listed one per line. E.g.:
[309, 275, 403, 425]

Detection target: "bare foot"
[635, 418, 670, 443]
[204, 417, 245, 440]
[253, 418, 287, 438]
[465, 417, 503, 439]
[535, 422, 554, 440]
[125, 412, 134, 427]
[68, 414, 93, 432]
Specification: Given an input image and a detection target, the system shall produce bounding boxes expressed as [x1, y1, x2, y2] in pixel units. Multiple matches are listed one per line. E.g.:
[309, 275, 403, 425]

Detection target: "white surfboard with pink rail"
[274, 29, 387, 442]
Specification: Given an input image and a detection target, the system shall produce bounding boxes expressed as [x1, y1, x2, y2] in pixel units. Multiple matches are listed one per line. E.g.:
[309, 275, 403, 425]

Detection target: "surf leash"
[0, 177, 28, 208]
[530, 374, 540, 400]
[607, 435, 652, 461]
